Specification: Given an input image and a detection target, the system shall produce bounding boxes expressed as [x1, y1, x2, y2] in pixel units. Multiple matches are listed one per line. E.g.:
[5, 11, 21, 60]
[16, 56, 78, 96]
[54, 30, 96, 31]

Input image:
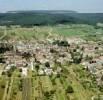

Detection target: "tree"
[0, 55, 5, 63]
[53, 40, 70, 47]
[45, 62, 50, 68]
[22, 52, 31, 60]
[50, 48, 57, 53]
[1, 85, 5, 89]
[66, 85, 74, 93]
[58, 40, 70, 47]
[35, 64, 40, 72]
[85, 55, 93, 61]
[19, 79, 22, 91]
[99, 85, 103, 92]
[19, 68, 22, 72]
[10, 66, 16, 72]
[70, 48, 84, 64]
[95, 47, 99, 50]
[101, 75, 103, 81]
[43, 90, 55, 100]
[70, 51, 83, 64]
[7, 71, 12, 77]
[2, 71, 6, 75]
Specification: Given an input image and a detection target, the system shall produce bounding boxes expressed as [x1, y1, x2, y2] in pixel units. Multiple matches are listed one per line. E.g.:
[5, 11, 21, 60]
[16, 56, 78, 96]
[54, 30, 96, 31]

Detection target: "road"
[0, 64, 5, 77]
[2, 80, 9, 100]
[6, 78, 14, 100]
[48, 27, 53, 35]
[47, 27, 53, 38]
[22, 78, 32, 100]
[0, 27, 7, 40]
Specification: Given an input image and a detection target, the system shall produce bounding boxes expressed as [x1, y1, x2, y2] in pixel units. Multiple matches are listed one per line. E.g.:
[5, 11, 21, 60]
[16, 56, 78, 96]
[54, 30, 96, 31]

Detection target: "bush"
[7, 72, 12, 77]
[44, 91, 51, 99]
[70, 50, 83, 64]
[53, 40, 70, 47]
[35, 64, 40, 71]
[58, 40, 70, 47]
[66, 85, 74, 93]
[19, 69, 22, 72]
[51, 78, 56, 85]
[2, 71, 6, 75]
[50, 48, 57, 53]
[45, 62, 50, 68]
[18, 74, 21, 77]
[1, 85, 5, 89]
[99, 85, 103, 92]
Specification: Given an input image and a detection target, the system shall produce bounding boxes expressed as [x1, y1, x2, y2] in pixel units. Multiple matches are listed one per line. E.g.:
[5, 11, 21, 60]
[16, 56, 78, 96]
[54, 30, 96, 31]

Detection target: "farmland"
[0, 64, 102, 100]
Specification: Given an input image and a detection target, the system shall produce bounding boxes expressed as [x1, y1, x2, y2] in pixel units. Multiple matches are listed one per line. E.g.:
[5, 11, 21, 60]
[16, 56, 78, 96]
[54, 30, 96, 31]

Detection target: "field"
[0, 64, 100, 100]
[0, 24, 102, 41]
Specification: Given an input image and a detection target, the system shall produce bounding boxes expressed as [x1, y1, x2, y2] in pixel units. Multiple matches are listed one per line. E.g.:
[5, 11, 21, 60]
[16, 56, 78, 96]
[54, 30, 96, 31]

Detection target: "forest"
[0, 10, 103, 26]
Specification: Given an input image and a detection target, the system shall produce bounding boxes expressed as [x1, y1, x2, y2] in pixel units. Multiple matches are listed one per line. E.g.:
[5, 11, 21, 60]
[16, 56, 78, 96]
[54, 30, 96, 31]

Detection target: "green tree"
[66, 85, 74, 93]
[35, 64, 40, 72]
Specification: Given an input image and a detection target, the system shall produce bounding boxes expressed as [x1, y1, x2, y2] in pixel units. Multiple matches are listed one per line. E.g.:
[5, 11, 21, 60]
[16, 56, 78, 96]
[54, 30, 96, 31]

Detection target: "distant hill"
[7, 10, 78, 14]
[0, 10, 103, 26]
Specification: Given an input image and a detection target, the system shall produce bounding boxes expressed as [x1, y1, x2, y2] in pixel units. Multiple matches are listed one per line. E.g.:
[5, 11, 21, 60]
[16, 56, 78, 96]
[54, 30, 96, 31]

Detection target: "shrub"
[7, 72, 12, 77]
[1, 85, 5, 89]
[2, 71, 6, 75]
[35, 64, 40, 71]
[45, 62, 50, 68]
[19, 69, 22, 72]
[66, 85, 74, 93]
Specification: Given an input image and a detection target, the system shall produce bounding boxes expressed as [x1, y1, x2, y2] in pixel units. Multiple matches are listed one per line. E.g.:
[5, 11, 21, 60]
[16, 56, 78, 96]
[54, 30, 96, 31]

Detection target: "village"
[0, 36, 103, 86]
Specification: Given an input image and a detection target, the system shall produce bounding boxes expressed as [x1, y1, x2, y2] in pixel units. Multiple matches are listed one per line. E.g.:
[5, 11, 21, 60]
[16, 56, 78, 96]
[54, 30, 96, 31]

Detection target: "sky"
[0, 0, 103, 13]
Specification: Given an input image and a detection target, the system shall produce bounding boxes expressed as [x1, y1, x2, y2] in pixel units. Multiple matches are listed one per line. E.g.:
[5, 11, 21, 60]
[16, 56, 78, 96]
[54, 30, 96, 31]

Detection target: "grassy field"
[0, 24, 102, 41]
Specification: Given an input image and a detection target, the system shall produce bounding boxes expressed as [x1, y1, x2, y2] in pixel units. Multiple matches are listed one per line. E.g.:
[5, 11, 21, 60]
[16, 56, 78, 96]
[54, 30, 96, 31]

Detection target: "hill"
[0, 10, 103, 26]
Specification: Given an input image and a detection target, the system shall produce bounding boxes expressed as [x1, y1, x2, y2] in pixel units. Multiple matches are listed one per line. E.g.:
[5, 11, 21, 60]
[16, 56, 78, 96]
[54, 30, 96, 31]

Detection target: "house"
[56, 67, 62, 73]
[29, 58, 34, 71]
[22, 68, 28, 76]
[4, 64, 15, 72]
[44, 68, 53, 75]
[38, 69, 44, 75]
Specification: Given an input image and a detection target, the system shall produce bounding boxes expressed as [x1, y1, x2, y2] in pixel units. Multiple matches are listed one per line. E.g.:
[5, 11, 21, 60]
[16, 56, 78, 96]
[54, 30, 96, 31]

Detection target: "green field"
[0, 65, 102, 100]
[0, 24, 103, 41]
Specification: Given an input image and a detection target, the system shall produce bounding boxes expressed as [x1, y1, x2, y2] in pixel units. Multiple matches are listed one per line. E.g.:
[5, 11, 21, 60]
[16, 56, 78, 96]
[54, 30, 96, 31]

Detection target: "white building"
[44, 68, 53, 75]
[38, 69, 44, 75]
[22, 68, 28, 76]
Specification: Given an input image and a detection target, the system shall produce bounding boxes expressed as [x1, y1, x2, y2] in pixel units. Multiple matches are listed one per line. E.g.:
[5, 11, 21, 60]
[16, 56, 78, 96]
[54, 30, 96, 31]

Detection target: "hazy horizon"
[0, 0, 103, 13]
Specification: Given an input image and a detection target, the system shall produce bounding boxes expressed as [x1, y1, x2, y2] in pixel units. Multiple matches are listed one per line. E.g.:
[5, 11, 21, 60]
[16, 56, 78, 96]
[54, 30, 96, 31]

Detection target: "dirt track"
[22, 78, 32, 100]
